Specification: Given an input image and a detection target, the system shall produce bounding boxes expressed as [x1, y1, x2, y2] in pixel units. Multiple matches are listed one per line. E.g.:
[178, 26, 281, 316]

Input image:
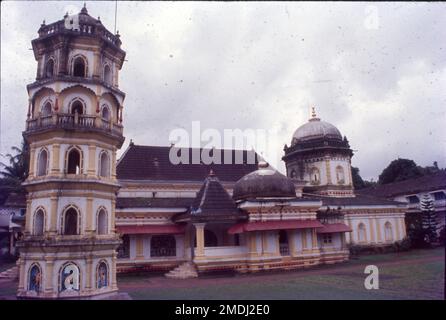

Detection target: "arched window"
[66, 147, 82, 174]
[103, 65, 112, 84]
[41, 101, 52, 116]
[204, 229, 218, 247]
[279, 230, 289, 256]
[310, 167, 320, 184]
[99, 151, 110, 178]
[45, 59, 55, 78]
[97, 208, 108, 235]
[101, 105, 110, 120]
[28, 263, 42, 292]
[290, 169, 297, 178]
[358, 223, 367, 243]
[150, 235, 176, 257]
[96, 261, 108, 289]
[336, 166, 345, 184]
[384, 222, 393, 242]
[70, 100, 84, 115]
[117, 234, 130, 258]
[37, 148, 48, 176]
[63, 207, 79, 235]
[72, 56, 86, 77]
[33, 208, 45, 236]
[59, 262, 80, 292]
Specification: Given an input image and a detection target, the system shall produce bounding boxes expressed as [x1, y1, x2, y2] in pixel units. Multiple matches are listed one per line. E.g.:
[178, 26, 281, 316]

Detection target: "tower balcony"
[25, 112, 124, 140]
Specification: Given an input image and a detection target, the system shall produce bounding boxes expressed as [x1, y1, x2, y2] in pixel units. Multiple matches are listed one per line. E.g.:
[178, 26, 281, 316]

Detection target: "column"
[194, 223, 205, 257]
[86, 197, 94, 235]
[88, 144, 96, 177]
[369, 217, 376, 243]
[395, 217, 401, 241]
[29, 146, 36, 177]
[325, 157, 332, 185]
[44, 257, 55, 294]
[51, 143, 60, 174]
[85, 256, 93, 292]
[401, 216, 407, 238]
[375, 219, 382, 243]
[112, 251, 118, 290]
[111, 198, 116, 233]
[311, 228, 319, 251]
[301, 229, 308, 252]
[136, 235, 144, 260]
[25, 198, 32, 235]
[49, 196, 58, 235]
[18, 258, 26, 292]
[111, 147, 117, 179]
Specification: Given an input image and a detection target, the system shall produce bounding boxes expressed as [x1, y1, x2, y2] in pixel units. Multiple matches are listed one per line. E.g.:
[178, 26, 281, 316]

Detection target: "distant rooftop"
[357, 171, 446, 198]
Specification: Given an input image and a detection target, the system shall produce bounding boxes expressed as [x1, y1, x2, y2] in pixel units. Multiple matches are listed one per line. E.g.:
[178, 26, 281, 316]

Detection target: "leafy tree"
[351, 166, 376, 190]
[0, 140, 29, 205]
[420, 194, 438, 245]
[378, 158, 424, 184]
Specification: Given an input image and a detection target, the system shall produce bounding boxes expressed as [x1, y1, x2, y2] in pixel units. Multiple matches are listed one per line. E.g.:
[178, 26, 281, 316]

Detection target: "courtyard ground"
[0, 247, 444, 300]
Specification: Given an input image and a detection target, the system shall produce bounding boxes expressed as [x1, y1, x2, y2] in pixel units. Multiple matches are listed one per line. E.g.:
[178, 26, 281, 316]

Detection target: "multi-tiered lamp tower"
[17, 5, 126, 299]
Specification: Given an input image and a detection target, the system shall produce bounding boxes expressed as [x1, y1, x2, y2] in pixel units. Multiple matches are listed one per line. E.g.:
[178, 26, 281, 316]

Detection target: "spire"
[309, 106, 321, 122]
[81, 2, 88, 14]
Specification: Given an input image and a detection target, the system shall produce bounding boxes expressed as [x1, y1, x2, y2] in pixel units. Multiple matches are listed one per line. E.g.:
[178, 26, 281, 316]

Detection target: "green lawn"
[0, 248, 443, 299]
[119, 248, 445, 300]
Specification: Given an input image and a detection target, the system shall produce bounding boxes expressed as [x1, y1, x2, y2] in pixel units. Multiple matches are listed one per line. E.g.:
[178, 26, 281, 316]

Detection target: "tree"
[378, 158, 423, 185]
[0, 140, 29, 205]
[420, 194, 438, 245]
[351, 166, 376, 190]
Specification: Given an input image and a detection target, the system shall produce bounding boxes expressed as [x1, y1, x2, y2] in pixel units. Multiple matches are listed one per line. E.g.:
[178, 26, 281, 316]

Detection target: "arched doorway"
[279, 230, 290, 256]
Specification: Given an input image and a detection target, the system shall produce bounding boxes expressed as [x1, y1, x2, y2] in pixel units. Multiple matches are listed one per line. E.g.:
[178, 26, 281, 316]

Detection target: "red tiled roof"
[316, 223, 352, 233]
[116, 224, 185, 235]
[116, 144, 259, 182]
[227, 219, 323, 234]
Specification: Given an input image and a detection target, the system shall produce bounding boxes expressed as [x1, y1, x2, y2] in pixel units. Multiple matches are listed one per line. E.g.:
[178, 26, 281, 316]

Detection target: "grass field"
[118, 247, 445, 300]
[0, 247, 444, 300]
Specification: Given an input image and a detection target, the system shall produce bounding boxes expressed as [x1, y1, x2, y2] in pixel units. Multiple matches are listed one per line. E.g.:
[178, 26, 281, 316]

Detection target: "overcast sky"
[1, 1, 445, 180]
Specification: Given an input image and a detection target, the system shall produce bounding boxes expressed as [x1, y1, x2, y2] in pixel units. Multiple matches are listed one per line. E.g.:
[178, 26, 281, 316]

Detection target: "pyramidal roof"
[190, 171, 239, 216]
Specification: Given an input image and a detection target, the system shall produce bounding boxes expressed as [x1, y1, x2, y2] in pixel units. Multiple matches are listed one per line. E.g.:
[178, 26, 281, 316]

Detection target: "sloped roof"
[190, 173, 240, 216]
[116, 197, 194, 209]
[357, 171, 446, 198]
[304, 193, 405, 207]
[117, 144, 259, 182]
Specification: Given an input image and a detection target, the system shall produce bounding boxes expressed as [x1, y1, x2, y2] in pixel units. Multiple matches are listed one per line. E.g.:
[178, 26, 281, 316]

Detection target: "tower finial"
[81, 2, 88, 14]
[311, 106, 317, 118]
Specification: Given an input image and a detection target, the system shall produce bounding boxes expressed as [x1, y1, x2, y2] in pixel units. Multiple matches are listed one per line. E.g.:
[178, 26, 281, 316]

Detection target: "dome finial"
[81, 2, 88, 14]
[309, 106, 320, 122]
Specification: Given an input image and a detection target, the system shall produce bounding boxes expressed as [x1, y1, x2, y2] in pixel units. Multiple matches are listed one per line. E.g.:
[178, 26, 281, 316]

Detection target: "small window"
[310, 167, 320, 184]
[99, 151, 110, 178]
[336, 166, 345, 184]
[45, 59, 55, 78]
[117, 235, 130, 258]
[97, 208, 108, 235]
[97, 262, 108, 288]
[67, 148, 81, 174]
[73, 56, 86, 77]
[322, 234, 332, 244]
[41, 102, 52, 117]
[37, 149, 48, 176]
[28, 264, 42, 292]
[358, 223, 366, 243]
[384, 222, 393, 242]
[71, 100, 84, 115]
[101, 106, 110, 120]
[432, 192, 446, 201]
[407, 195, 420, 204]
[103, 65, 112, 84]
[63, 207, 79, 235]
[290, 169, 297, 178]
[33, 209, 45, 236]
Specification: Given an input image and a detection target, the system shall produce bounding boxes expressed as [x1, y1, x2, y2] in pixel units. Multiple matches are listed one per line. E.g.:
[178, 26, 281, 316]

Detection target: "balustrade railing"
[26, 113, 123, 136]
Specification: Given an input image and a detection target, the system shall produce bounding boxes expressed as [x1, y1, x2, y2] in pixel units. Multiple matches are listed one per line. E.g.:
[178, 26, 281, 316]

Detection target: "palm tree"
[0, 140, 29, 205]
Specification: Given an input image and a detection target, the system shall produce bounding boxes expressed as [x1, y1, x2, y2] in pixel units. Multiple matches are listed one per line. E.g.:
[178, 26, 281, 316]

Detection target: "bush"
[439, 226, 446, 246]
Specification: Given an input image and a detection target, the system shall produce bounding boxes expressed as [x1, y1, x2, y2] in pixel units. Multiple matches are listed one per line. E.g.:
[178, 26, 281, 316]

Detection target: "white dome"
[292, 117, 342, 144]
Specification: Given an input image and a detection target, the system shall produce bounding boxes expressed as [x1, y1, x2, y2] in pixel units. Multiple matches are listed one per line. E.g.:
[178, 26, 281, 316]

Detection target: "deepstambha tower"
[17, 5, 126, 299]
